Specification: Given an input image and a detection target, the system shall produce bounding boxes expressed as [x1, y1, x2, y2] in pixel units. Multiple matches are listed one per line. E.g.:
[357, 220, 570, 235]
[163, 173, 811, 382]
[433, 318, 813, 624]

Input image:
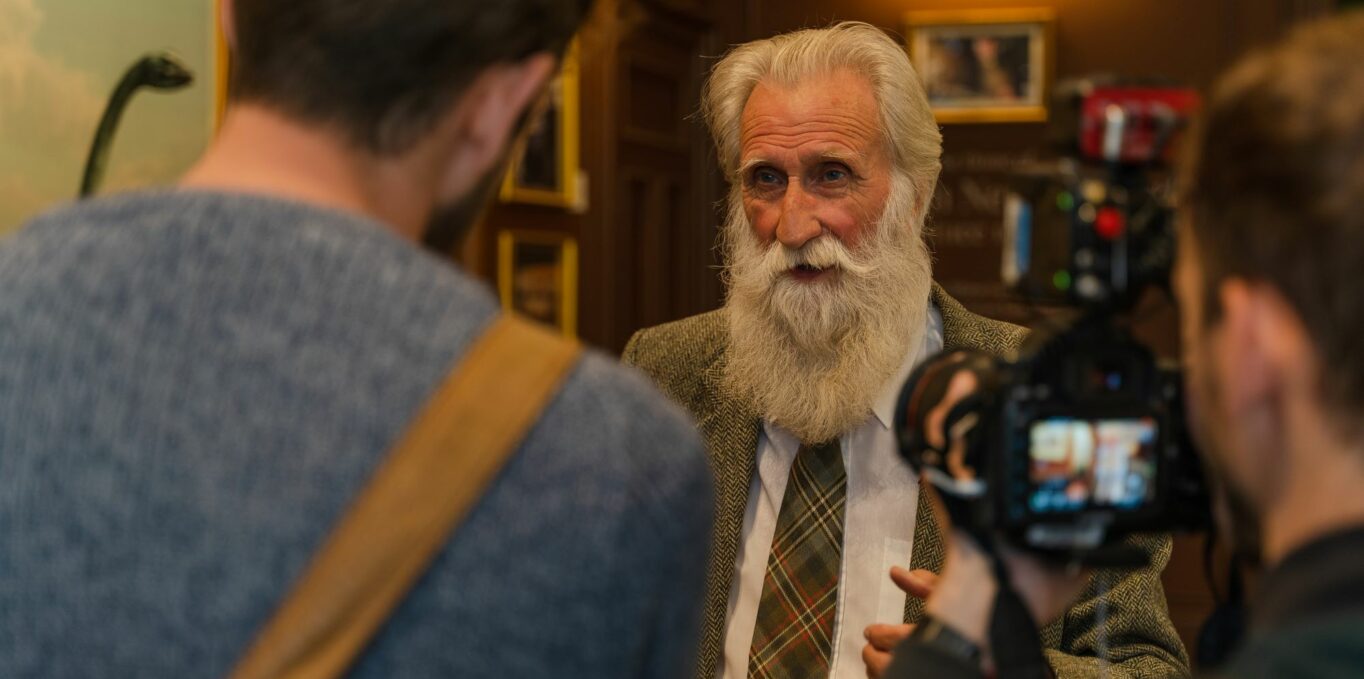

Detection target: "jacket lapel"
[693, 349, 762, 679]
[904, 479, 943, 623]
[901, 285, 1022, 623]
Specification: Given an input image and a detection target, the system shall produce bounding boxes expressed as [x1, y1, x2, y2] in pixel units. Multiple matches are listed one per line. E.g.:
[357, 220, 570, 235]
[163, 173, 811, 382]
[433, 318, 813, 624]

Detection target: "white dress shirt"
[719, 305, 945, 679]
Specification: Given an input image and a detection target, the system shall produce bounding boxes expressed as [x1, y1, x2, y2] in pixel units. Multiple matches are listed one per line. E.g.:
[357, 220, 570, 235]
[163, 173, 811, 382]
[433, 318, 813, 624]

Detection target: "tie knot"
[800, 438, 841, 460]
[806, 439, 839, 453]
[795, 439, 844, 484]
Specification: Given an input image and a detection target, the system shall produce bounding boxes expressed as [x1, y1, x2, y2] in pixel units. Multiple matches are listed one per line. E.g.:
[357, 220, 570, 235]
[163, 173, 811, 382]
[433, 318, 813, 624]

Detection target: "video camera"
[896, 81, 1211, 565]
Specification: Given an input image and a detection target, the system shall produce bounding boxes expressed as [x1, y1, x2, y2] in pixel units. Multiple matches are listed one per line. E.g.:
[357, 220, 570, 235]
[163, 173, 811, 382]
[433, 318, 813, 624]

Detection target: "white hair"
[701, 21, 943, 219]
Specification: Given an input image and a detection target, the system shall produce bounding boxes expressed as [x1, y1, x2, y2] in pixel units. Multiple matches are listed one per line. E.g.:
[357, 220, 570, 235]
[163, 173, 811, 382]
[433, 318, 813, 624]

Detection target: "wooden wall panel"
[595, 8, 726, 351]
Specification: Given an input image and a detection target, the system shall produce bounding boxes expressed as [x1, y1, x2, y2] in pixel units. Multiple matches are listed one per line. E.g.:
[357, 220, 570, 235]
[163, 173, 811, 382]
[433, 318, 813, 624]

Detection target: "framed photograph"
[905, 8, 1055, 124]
[500, 42, 581, 208]
[0, 0, 225, 233]
[497, 229, 579, 337]
[215, 0, 231, 128]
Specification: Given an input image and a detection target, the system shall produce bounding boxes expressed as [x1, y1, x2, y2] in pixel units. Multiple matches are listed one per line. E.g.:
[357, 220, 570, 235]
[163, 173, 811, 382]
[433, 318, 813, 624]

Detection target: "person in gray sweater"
[0, 1, 713, 677]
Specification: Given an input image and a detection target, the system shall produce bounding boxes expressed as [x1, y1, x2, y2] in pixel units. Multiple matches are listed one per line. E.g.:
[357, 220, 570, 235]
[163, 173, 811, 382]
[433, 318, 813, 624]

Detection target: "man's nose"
[774, 182, 822, 249]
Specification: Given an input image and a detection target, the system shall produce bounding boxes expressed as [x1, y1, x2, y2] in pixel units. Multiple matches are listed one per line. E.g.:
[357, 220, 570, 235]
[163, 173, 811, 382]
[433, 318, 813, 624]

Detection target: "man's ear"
[1218, 279, 1314, 416]
[449, 53, 557, 181]
[1217, 280, 1270, 416]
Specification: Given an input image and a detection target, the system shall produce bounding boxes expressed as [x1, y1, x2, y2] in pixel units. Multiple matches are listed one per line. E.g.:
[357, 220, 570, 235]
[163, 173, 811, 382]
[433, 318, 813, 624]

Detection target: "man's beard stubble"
[421, 155, 508, 255]
[422, 103, 537, 254]
[721, 172, 934, 445]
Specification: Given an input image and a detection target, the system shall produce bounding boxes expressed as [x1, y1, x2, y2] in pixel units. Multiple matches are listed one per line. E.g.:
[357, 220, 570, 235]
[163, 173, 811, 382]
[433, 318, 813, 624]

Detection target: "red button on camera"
[1095, 206, 1125, 240]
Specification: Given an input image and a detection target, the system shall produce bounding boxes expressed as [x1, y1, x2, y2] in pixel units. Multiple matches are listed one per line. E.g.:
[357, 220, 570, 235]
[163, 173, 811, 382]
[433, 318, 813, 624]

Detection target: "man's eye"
[821, 166, 849, 182]
[754, 169, 782, 185]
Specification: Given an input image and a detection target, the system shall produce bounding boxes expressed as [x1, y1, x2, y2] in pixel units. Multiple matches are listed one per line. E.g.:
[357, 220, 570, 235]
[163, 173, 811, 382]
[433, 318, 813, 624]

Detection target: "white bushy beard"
[722, 172, 934, 444]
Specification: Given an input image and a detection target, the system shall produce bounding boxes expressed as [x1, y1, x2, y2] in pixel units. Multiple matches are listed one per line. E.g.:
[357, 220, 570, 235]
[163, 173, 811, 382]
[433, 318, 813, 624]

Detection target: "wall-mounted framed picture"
[497, 229, 578, 337]
[905, 8, 1055, 124]
[0, 0, 227, 234]
[499, 42, 581, 209]
[215, 0, 231, 128]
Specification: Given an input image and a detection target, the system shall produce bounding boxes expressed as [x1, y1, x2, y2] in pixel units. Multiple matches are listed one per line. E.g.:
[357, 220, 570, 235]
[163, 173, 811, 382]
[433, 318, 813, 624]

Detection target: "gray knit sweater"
[0, 191, 713, 678]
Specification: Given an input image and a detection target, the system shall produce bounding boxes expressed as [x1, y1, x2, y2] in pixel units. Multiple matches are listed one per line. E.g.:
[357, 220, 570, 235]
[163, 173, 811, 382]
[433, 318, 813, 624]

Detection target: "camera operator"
[884, 13, 1364, 679]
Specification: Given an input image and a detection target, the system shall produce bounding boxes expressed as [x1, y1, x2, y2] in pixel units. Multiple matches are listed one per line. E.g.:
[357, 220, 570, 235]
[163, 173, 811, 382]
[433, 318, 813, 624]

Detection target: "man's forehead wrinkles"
[737, 146, 864, 173]
[740, 125, 880, 157]
[742, 138, 860, 156]
[743, 133, 865, 150]
[738, 76, 889, 172]
[741, 114, 880, 138]
[740, 132, 872, 163]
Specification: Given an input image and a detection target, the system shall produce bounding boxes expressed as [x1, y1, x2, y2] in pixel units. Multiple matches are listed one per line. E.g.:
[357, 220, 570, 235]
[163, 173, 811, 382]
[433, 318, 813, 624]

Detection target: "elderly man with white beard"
[623, 21, 1189, 679]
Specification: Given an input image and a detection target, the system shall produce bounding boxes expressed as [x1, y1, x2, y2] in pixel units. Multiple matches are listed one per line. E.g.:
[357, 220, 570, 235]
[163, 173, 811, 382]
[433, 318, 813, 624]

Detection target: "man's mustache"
[754, 235, 877, 280]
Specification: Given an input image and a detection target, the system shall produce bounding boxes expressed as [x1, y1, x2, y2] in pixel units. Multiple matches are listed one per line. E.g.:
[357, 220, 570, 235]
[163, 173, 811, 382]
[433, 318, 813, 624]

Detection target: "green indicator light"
[1053, 270, 1073, 291]
[1056, 191, 1075, 212]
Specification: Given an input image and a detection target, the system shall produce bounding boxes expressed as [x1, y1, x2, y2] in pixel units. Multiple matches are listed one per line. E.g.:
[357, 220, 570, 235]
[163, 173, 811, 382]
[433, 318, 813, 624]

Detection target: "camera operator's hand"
[995, 542, 1094, 629]
[918, 487, 1094, 664]
[862, 568, 939, 678]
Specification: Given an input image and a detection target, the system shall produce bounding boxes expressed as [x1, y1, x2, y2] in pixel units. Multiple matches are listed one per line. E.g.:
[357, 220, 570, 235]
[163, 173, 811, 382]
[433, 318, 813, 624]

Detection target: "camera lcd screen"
[1027, 417, 1158, 513]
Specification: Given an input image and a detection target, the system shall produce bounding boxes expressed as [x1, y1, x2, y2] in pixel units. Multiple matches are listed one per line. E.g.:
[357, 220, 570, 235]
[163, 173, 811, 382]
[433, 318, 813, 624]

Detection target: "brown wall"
[457, 0, 1338, 665]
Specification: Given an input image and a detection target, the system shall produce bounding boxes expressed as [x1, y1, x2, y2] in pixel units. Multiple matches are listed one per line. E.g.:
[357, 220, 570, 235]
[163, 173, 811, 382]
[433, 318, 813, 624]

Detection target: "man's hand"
[861, 568, 940, 677]
[891, 566, 939, 600]
[923, 529, 1093, 654]
[862, 623, 912, 678]
[997, 546, 1092, 627]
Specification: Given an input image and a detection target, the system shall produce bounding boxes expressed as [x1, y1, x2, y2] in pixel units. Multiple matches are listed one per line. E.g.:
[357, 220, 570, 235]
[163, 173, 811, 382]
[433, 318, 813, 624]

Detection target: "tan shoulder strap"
[228, 314, 582, 679]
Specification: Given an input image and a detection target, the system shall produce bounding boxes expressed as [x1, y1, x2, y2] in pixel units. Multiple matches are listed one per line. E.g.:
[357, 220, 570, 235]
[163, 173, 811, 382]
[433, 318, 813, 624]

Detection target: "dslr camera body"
[897, 82, 1210, 564]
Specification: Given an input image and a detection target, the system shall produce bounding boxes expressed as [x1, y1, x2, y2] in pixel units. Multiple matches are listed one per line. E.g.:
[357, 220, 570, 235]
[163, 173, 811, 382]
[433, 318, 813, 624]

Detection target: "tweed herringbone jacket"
[623, 285, 1191, 679]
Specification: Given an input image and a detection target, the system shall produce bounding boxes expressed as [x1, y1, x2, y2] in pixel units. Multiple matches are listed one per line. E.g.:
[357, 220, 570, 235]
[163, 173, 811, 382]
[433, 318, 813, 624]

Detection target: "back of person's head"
[1182, 12, 1364, 438]
[700, 21, 942, 202]
[228, 0, 595, 155]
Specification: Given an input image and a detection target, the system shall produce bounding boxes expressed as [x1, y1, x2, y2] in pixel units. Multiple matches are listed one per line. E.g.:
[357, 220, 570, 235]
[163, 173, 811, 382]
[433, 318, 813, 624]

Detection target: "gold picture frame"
[905, 8, 1055, 124]
[499, 42, 581, 208]
[213, 0, 231, 129]
[497, 229, 579, 337]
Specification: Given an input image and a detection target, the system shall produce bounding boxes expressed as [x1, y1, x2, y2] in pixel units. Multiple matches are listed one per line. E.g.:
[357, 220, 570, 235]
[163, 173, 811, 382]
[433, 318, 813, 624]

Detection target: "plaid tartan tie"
[747, 439, 847, 679]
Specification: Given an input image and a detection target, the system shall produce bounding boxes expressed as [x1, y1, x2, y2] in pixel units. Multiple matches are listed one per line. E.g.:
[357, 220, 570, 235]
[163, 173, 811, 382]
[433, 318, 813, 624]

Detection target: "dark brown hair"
[229, 0, 595, 154]
[1182, 12, 1364, 433]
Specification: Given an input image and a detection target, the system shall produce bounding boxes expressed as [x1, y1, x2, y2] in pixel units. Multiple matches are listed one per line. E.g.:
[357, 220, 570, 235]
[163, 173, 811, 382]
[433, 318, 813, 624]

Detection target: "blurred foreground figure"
[0, 1, 712, 677]
[886, 12, 1364, 679]
[623, 21, 1185, 679]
